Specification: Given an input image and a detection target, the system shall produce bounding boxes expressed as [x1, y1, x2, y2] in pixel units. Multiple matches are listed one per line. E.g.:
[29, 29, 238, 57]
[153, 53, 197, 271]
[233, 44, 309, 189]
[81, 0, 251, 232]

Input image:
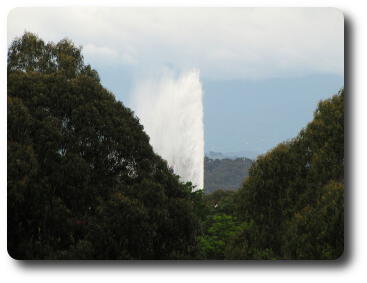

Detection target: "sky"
[7, 7, 344, 156]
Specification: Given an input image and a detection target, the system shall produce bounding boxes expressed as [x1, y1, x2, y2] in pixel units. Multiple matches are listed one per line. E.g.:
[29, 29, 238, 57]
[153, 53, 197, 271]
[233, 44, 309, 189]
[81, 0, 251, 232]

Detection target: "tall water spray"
[132, 70, 204, 190]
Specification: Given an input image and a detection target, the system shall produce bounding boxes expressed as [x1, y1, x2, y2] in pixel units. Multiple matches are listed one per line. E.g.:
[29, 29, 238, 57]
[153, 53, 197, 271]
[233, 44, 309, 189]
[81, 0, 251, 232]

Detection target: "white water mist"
[132, 69, 204, 190]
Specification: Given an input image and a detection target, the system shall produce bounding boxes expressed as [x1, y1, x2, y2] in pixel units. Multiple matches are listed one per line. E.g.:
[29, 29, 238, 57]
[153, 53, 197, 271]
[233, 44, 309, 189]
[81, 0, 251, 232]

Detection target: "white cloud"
[82, 44, 136, 65]
[83, 44, 118, 60]
[7, 7, 344, 80]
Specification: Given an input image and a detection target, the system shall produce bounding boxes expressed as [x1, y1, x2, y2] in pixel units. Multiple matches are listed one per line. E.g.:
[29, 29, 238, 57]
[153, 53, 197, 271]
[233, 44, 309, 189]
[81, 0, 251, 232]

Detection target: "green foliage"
[7, 32, 96, 80]
[198, 214, 245, 259]
[231, 89, 344, 260]
[7, 32, 200, 259]
[194, 189, 246, 259]
[224, 221, 277, 260]
[204, 189, 237, 216]
[282, 181, 344, 259]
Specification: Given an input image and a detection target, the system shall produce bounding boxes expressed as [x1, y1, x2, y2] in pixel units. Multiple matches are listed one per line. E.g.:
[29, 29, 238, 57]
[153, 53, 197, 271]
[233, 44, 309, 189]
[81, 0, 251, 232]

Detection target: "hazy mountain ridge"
[204, 156, 253, 193]
[206, 150, 259, 160]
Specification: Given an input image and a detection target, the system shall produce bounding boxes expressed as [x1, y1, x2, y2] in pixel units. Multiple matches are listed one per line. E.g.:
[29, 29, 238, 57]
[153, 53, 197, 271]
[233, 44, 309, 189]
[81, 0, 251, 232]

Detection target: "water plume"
[132, 69, 204, 190]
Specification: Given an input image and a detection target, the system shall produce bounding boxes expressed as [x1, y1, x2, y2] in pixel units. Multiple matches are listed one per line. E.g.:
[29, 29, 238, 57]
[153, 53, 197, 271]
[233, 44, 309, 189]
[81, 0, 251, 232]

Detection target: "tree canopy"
[229, 89, 344, 259]
[8, 32, 200, 259]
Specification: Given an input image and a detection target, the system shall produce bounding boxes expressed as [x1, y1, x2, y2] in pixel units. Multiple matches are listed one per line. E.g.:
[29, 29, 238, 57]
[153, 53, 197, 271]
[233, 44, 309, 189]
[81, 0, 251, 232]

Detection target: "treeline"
[8, 33, 200, 259]
[7, 33, 343, 260]
[198, 88, 344, 259]
[204, 157, 252, 193]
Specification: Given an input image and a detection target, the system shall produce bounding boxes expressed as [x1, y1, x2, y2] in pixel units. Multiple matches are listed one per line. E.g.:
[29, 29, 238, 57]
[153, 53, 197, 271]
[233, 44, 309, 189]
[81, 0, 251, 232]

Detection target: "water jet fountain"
[132, 69, 204, 190]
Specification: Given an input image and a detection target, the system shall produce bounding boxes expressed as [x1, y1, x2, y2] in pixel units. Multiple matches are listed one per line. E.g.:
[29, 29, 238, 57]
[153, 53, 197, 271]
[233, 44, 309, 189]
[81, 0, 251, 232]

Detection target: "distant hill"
[204, 156, 253, 193]
[206, 150, 259, 160]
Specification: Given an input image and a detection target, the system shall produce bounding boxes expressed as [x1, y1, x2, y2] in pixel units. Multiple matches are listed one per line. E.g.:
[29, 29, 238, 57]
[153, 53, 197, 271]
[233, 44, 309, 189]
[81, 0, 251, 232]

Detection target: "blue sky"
[8, 7, 344, 156]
